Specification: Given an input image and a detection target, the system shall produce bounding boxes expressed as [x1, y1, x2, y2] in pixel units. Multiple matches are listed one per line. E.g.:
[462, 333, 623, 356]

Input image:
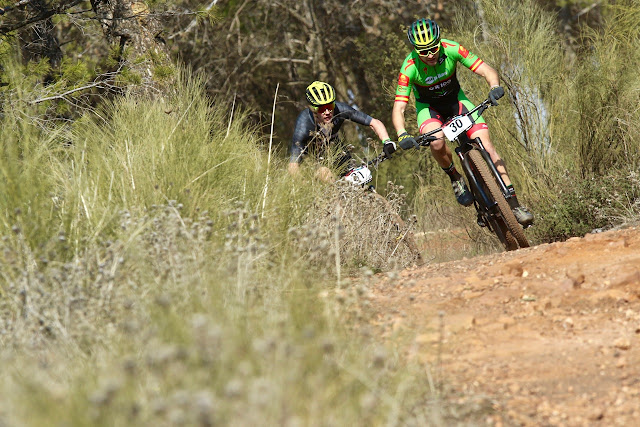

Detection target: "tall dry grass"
[0, 58, 485, 425]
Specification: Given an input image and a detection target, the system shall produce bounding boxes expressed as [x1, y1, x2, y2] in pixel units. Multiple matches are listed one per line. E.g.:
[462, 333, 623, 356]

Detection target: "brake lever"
[416, 134, 441, 147]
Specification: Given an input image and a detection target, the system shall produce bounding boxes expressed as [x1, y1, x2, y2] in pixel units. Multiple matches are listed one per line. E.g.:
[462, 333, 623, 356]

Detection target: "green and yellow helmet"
[305, 81, 336, 107]
[407, 18, 441, 50]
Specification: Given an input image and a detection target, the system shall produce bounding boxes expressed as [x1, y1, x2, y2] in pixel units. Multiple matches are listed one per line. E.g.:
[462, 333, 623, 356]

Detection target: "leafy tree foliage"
[169, 0, 453, 149]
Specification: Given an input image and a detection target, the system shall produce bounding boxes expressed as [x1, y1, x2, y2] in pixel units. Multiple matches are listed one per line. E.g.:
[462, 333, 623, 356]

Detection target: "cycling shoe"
[477, 214, 487, 228]
[512, 206, 534, 227]
[451, 177, 474, 207]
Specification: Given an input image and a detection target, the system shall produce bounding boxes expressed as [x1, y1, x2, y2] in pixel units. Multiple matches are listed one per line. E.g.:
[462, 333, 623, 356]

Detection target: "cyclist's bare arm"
[473, 63, 500, 88]
[369, 118, 391, 143]
[392, 101, 408, 136]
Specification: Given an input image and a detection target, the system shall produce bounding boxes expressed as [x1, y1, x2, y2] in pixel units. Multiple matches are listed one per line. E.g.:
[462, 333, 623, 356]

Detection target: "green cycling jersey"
[395, 39, 484, 104]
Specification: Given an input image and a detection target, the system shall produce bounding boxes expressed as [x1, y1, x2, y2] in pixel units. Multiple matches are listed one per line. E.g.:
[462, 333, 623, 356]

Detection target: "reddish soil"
[369, 226, 640, 426]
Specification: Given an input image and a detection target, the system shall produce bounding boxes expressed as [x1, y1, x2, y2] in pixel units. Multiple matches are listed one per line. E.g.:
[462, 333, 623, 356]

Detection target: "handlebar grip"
[416, 134, 436, 146]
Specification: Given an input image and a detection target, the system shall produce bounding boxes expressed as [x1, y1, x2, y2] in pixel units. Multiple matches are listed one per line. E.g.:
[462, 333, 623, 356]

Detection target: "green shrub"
[531, 170, 640, 242]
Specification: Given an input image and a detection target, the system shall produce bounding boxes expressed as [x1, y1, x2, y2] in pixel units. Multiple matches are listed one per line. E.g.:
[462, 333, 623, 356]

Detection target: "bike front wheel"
[467, 150, 529, 250]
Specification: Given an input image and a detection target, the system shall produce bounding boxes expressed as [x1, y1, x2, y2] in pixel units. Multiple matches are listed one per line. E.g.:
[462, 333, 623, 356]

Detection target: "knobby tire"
[467, 150, 529, 250]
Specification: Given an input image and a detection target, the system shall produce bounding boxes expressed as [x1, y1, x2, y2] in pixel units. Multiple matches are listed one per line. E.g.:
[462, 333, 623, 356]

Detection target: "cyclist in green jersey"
[392, 18, 533, 226]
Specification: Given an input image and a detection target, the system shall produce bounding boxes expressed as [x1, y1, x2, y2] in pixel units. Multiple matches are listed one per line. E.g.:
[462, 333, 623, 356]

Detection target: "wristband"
[396, 129, 407, 137]
[382, 138, 391, 144]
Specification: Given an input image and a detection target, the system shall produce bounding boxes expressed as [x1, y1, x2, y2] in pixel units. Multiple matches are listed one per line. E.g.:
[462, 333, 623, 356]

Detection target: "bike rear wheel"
[467, 150, 529, 250]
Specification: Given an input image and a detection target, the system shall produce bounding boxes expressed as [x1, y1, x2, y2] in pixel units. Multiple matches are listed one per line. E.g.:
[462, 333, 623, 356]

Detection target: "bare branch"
[272, 1, 312, 29]
[228, 0, 251, 33]
[257, 57, 313, 65]
[574, 2, 600, 20]
[29, 81, 107, 104]
[167, 0, 219, 40]
[0, 0, 83, 34]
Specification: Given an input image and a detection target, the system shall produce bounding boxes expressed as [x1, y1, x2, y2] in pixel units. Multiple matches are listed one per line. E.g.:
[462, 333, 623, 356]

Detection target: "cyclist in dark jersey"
[392, 18, 533, 226]
[289, 81, 395, 180]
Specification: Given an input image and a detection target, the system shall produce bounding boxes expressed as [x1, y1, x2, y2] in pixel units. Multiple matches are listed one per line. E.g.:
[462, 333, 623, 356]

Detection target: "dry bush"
[297, 181, 422, 273]
[0, 202, 451, 426]
[0, 203, 215, 354]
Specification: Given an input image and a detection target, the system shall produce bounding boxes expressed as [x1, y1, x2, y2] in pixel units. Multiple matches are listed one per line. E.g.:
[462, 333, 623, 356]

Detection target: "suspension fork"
[472, 137, 511, 198]
[455, 146, 495, 210]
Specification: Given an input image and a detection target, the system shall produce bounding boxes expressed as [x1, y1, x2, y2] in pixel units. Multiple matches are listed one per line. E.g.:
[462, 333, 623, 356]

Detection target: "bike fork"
[456, 146, 498, 231]
[472, 138, 512, 200]
[456, 147, 495, 211]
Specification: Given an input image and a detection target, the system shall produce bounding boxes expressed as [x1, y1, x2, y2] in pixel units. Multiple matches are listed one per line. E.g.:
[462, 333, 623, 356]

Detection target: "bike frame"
[456, 137, 512, 215]
[416, 100, 509, 195]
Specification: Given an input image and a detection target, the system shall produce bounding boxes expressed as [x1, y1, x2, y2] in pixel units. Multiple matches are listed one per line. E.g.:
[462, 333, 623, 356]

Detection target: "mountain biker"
[289, 81, 395, 181]
[392, 18, 534, 226]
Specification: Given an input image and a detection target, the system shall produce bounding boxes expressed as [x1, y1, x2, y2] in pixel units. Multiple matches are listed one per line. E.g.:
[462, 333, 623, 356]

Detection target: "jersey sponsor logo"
[427, 79, 452, 92]
[459, 45, 469, 58]
[398, 73, 410, 86]
[414, 76, 453, 93]
[422, 71, 450, 85]
[404, 58, 415, 72]
[441, 41, 455, 49]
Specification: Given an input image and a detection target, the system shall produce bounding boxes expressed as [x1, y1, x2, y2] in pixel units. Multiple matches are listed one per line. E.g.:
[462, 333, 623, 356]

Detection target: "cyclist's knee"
[429, 137, 446, 152]
[484, 144, 501, 162]
[315, 166, 334, 182]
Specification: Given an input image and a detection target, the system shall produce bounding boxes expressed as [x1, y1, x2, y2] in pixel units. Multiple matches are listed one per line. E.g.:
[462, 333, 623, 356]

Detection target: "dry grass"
[299, 180, 422, 274]
[0, 201, 472, 426]
[0, 67, 460, 425]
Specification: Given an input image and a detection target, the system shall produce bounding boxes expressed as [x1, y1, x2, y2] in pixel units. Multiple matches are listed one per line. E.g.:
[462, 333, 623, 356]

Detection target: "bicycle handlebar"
[344, 97, 496, 186]
[414, 97, 494, 147]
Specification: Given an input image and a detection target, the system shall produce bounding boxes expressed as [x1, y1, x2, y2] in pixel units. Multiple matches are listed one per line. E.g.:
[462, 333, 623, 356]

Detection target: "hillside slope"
[369, 226, 640, 425]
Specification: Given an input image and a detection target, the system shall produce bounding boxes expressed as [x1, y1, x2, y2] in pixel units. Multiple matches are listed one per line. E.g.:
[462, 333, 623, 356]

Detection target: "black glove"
[398, 132, 418, 150]
[382, 140, 397, 157]
[489, 86, 505, 106]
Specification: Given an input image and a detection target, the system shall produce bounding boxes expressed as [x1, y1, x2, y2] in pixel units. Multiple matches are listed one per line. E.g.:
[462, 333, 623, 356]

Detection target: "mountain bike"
[407, 97, 529, 251]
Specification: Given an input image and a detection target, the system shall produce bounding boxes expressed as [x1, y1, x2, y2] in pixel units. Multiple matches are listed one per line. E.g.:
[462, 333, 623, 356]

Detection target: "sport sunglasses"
[417, 44, 440, 56]
[310, 102, 335, 113]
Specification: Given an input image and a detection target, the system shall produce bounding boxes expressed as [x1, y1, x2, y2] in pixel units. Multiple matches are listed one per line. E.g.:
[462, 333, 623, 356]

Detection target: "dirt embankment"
[370, 226, 640, 426]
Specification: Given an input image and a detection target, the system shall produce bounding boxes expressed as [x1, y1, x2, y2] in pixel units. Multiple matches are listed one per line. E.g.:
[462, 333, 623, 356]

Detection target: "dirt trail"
[369, 226, 640, 426]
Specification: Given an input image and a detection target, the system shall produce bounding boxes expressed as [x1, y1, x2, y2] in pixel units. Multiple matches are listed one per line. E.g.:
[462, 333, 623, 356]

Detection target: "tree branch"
[273, 1, 312, 29]
[257, 57, 312, 65]
[0, 0, 83, 34]
[167, 0, 219, 40]
[29, 81, 106, 104]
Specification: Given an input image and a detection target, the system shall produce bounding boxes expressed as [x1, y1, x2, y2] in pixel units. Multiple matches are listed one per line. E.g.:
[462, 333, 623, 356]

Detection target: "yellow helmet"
[305, 81, 336, 107]
[407, 18, 441, 50]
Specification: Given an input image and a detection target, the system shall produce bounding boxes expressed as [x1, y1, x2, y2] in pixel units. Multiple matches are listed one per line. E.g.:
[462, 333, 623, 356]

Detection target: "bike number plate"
[344, 165, 372, 186]
[443, 115, 473, 141]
